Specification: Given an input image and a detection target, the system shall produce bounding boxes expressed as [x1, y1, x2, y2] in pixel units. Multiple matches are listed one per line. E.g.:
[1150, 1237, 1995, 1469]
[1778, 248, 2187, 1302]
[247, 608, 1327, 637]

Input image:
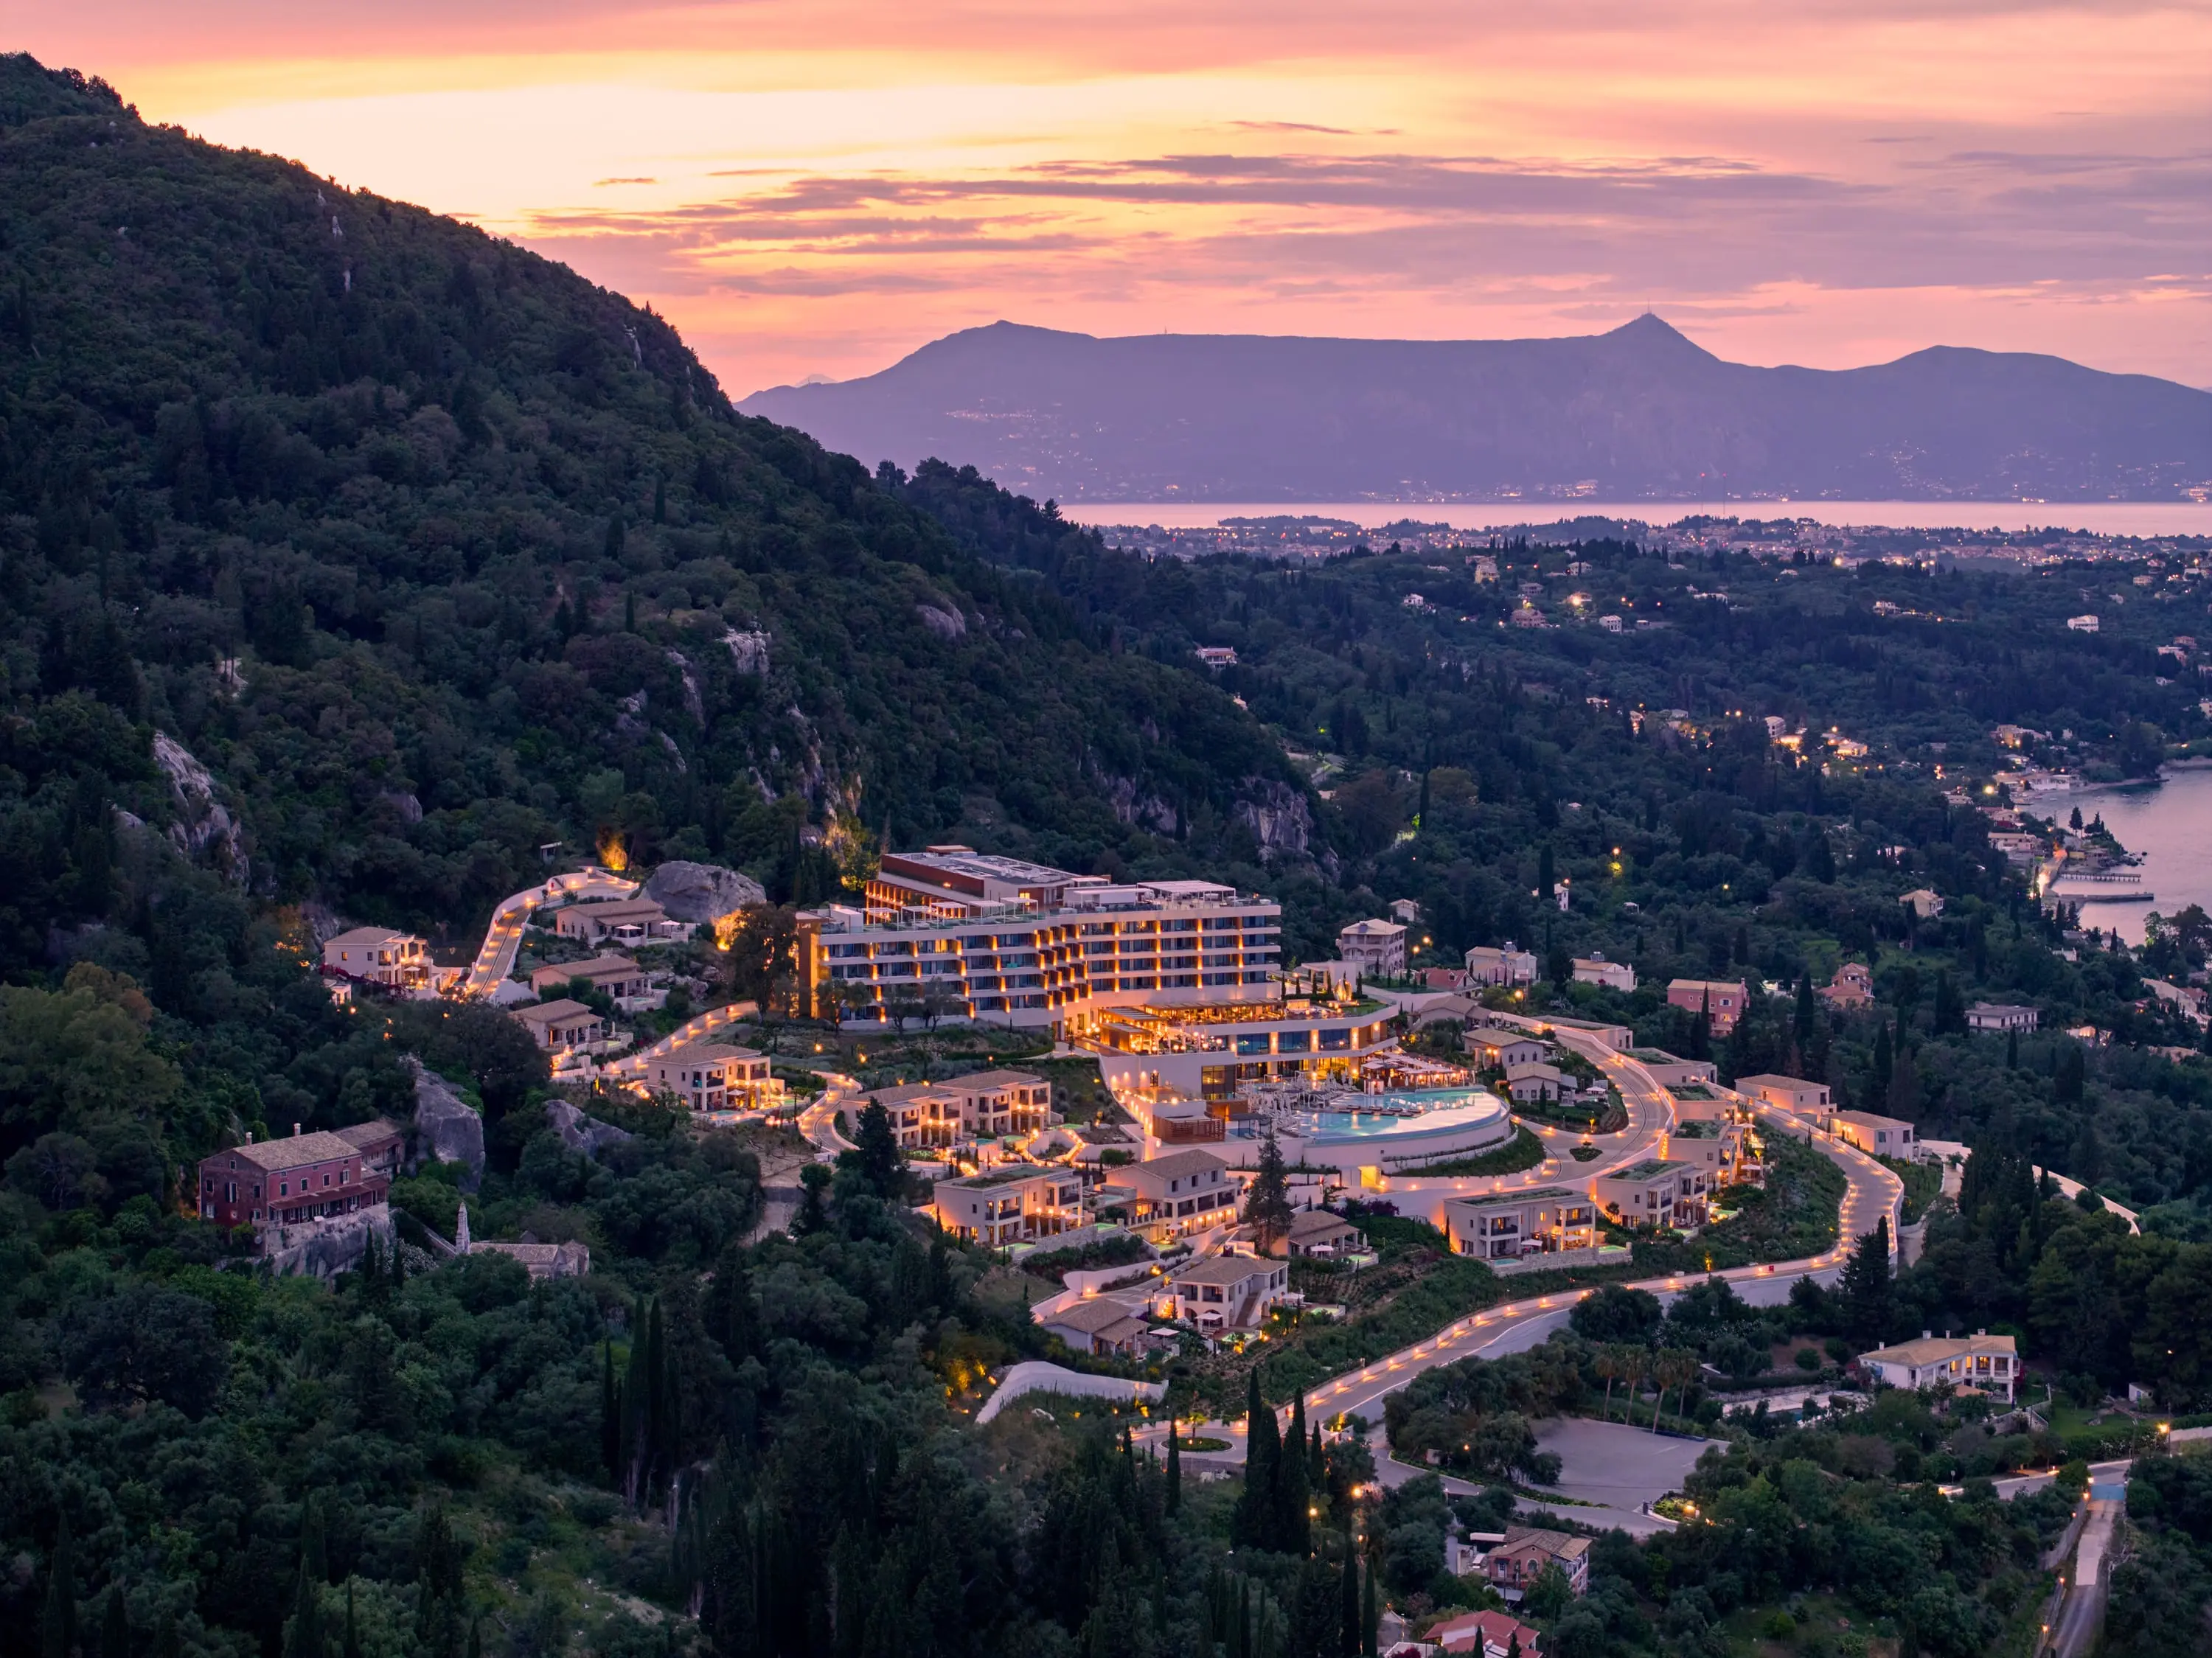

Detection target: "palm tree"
[1593, 1345, 1621, 1422]
[1618, 1346, 1650, 1428]
[1653, 1348, 1698, 1432]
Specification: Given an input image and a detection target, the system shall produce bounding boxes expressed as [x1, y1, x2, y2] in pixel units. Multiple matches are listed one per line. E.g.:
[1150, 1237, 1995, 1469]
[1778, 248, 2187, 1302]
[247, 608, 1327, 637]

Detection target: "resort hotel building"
[798, 847, 1284, 1031]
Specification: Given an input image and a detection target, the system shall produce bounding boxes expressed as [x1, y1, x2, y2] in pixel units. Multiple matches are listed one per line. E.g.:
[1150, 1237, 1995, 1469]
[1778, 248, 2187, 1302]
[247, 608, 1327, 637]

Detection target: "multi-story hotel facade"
[799, 847, 1284, 1033]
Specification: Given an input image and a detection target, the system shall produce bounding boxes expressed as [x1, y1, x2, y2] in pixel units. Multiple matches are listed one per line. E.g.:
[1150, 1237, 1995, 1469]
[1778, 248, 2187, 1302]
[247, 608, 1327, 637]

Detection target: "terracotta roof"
[655, 1042, 762, 1065]
[1046, 1298, 1149, 1334]
[1124, 1149, 1229, 1182]
[515, 997, 596, 1025]
[332, 1120, 403, 1150]
[1863, 1332, 2016, 1365]
[327, 925, 416, 947]
[953, 1068, 1048, 1091]
[215, 1132, 366, 1172]
[1170, 1255, 1279, 1286]
[1496, 1525, 1590, 1561]
[530, 953, 641, 987]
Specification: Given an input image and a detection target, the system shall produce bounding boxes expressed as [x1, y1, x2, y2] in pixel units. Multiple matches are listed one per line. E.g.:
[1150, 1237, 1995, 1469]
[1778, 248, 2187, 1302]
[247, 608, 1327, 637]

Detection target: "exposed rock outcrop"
[723, 627, 770, 675]
[643, 860, 767, 923]
[410, 1057, 484, 1189]
[262, 1207, 394, 1279]
[545, 1097, 633, 1157]
[152, 731, 248, 885]
[1232, 779, 1317, 862]
[915, 602, 967, 640]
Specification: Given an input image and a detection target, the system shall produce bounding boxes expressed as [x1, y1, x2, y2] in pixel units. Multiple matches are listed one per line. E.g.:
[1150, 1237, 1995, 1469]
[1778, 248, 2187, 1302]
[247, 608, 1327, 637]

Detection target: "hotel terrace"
[1072, 992, 1399, 1101]
[798, 846, 1283, 1032]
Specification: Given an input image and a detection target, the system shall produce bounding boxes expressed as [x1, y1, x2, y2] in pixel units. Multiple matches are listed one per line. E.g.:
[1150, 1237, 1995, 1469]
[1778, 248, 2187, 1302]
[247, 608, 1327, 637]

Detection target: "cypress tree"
[1840, 1215, 1893, 1345]
[647, 1296, 672, 1483]
[42, 1519, 76, 1658]
[302, 1493, 327, 1584]
[152, 1616, 177, 1658]
[1362, 1554, 1378, 1656]
[599, 1339, 620, 1480]
[2006, 1027, 2019, 1069]
[1794, 975, 1815, 1049]
[342, 1586, 360, 1658]
[1166, 1424, 1182, 1515]
[1237, 1372, 1279, 1547]
[284, 1563, 322, 1658]
[1338, 1543, 1358, 1657]
[1278, 1393, 1310, 1555]
[622, 1309, 650, 1501]
[100, 1586, 127, 1658]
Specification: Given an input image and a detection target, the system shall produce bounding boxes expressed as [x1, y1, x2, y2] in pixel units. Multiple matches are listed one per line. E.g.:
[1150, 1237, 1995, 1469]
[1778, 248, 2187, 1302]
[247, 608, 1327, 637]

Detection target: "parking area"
[1533, 1418, 1724, 1514]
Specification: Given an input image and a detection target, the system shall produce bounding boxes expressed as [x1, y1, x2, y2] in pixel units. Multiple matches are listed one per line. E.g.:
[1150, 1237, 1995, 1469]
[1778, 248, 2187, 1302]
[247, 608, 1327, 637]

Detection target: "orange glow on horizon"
[10, 1, 2207, 394]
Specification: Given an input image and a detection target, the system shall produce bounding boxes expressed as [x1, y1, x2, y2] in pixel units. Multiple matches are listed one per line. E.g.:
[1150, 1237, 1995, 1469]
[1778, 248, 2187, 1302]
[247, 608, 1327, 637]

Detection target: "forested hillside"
[0, 54, 1315, 1658]
[0, 53, 1296, 978]
[11, 43, 2212, 1658]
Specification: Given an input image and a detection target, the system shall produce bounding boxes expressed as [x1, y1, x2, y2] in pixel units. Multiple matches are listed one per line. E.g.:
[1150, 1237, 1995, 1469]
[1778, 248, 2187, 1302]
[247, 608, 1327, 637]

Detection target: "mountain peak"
[1602, 312, 1714, 358]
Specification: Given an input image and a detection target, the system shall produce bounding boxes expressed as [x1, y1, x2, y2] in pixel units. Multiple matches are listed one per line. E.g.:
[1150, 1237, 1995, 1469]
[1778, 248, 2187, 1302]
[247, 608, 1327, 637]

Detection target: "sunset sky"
[16, 1, 2211, 397]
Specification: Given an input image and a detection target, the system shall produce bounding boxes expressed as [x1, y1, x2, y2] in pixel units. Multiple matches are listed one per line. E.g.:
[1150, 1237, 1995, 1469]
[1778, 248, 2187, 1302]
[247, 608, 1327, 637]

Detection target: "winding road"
[1126, 1039, 1905, 1533]
[456, 868, 639, 998]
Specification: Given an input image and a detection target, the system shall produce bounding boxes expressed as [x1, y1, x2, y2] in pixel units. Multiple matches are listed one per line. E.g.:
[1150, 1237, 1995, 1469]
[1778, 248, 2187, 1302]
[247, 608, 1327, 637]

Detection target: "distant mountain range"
[739, 316, 2212, 503]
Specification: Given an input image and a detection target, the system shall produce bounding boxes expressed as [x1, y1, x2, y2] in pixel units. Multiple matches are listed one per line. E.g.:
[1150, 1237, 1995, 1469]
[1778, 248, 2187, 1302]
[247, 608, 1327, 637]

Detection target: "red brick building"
[198, 1128, 392, 1232]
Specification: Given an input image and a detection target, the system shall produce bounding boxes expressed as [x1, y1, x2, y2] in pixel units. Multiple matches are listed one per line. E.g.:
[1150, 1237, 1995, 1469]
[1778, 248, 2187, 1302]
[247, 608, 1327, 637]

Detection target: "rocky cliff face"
[409, 1058, 484, 1188]
[152, 731, 248, 886]
[1233, 779, 1316, 860]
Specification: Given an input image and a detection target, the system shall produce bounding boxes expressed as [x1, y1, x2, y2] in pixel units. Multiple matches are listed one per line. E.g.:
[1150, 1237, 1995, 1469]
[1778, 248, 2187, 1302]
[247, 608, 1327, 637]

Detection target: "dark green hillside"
[0, 50, 1296, 961]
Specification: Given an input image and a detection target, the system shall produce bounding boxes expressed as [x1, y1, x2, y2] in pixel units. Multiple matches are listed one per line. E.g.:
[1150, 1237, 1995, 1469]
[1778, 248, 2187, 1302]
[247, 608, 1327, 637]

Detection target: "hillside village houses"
[1096, 1148, 1241, 1241]
[1833, 1110, 1922, 1161]
[642, 1042, 784, 1115]
[1857, 1330, 2018, 1402]
[1967, 1001, 2040, 1034]
[322, 926, 434, 993]
[1469, 1029, 1551, 1072]
[1464, 942, 1539, 987]
[1666, 978, 1749, 1034]
[1734, 1073, 1832, 1116]
[198, 1124, 394, 1234]
[1422, 1608, 1548, 1658]
[1571, 952, 1635, 992]
[1624, 1049, 1717, 1089]
[1818, 961, 1875, 1011]
[1594, 1160, 1711, 1230]
[1664, 1115, 1761, 1187]
[1338, 918, 1408, 977]
[528, 952, 661, 1010]
[1441, 1187, 1599, 1262]
[1164, 1252, 1290, 1329]
[859, 1070, 1053, 1150]
[931, 1165, 1088, 1247]
[554, 896, 692, 947]
[1899, 888, 1945, 920]
[1503, 1062, 1569, 1104]
[512, 998, 613, 1062]
[1479, 1528, 1591, 1603]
